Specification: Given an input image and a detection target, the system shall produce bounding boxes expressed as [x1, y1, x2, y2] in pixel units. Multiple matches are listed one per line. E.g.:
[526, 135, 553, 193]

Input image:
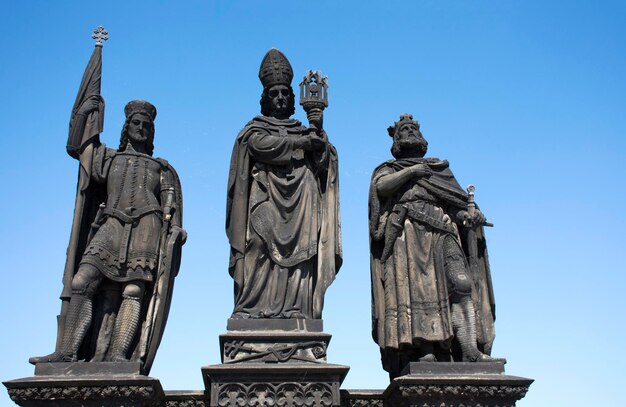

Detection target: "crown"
[259, 48, 293, 88]
[124, 100, 157, 121]
[388, 113, 419, 137]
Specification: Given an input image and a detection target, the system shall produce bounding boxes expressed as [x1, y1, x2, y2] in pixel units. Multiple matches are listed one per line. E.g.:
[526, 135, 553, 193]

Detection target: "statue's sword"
[464, 184, 496, 343]
[465, 185, 480, 284]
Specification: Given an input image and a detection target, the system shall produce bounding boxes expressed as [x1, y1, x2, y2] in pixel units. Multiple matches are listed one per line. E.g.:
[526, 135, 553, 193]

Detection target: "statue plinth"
[219, 319, 331, 364]
[202, 363, 349, 407]
[4, 363, 164, 406]
[203, 319, 349, 407]
[383, 361, 533, 407]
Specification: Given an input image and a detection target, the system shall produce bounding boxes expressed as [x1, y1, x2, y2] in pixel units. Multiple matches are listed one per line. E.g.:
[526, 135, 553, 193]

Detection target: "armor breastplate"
[106, 152, 162, 212]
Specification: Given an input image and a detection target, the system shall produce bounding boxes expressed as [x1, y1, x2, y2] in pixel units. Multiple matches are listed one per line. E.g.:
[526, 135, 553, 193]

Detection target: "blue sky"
[1, 1, 625, 405]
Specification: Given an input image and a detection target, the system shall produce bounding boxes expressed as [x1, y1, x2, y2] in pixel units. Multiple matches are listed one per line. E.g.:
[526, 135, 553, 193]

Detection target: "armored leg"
[443, 236, 493, 362]
[451, 297, 494, 361]
[106, 282, 144, 362]
[29, 265, 102, 363]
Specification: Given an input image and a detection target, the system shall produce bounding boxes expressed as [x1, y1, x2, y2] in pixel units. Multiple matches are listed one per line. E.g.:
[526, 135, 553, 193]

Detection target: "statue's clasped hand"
[306, 107, 323, 129]
[76, 95, 103, 116]
[163, 205, 175, 222]
[410, 164, 432, 178]
[297, 130, 326, 152]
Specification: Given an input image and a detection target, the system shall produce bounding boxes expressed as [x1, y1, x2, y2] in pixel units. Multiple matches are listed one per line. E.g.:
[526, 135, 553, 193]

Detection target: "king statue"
[226, 48, 342, 320]
[369, 114, 498, 379]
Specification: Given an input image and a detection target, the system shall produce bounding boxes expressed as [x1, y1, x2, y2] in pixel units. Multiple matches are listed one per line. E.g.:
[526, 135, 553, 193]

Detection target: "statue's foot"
[106, 354, 129, 363]
[230, 312, 249, 319]
[29, 352, 75, 365]
[418, 353, 437, 362]
[282, 311, 306, 319]
[463, 352, 502, 362]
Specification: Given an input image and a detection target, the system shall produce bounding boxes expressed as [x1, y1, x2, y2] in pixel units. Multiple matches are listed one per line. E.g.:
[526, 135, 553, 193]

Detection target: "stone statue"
[29, 34, 185, 375]
[369, 114, 496, 378]
[226, 48, 341, 320]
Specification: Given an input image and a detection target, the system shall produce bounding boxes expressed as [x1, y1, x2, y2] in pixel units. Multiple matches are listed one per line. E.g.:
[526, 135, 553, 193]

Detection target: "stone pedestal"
[164, 391, 208, 407]
[202, 364, 349, 407]
[203, 319, 349, 407]
[220, 319, 330, 364]
[383, 361, 532, 407]
[4, 362, 164, 407]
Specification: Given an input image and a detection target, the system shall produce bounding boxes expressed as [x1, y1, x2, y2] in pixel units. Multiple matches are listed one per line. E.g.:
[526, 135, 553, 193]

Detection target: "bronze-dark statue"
[29, 32, 185, 374]
[369, 114, 497, 379]
[226, 48, 341, 319]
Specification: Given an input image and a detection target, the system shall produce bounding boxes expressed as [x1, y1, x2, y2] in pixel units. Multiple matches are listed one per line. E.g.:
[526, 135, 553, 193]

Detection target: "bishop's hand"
[306, 107, 324, 130]
[295, 129, 326, 152]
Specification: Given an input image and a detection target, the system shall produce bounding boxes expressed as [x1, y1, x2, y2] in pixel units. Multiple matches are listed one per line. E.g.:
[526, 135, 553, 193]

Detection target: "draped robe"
[226, 115, 342, 319]
[369, 157, 495, 368]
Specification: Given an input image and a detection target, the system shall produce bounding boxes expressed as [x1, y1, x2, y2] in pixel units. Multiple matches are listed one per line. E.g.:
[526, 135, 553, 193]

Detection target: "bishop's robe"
[226, 115, 342, 319]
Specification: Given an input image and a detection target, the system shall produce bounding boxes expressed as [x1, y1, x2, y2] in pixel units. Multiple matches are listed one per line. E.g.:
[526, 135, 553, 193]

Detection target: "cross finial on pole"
[92, 26, 108, 47]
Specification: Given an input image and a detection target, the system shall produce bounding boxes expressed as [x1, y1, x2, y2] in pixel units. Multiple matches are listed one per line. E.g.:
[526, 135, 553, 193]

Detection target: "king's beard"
[391, 137, 428, 159]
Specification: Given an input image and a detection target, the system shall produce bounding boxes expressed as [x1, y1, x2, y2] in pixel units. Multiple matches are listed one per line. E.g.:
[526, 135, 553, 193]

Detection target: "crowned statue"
[369, 114, 498, 379]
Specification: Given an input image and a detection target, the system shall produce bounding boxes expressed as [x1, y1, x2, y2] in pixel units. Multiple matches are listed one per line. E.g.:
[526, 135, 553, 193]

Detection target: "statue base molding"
[220, 319, 331, 364]
[4, 362, 164, 407]
[201, 363, 349, 407]
[384, 361, 533, 407]
[205, 319, 349, 406]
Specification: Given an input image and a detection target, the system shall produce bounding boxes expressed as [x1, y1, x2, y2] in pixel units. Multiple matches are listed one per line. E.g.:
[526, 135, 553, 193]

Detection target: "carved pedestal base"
[384, 362, 533, 407]
[220, 319, 330, 364]
[4, 362, 164, 407]
[164, 390, 208, 407]
[206, 319, 349, 407]
[340, 389, 385, 407]
[202, 363, 349, 407]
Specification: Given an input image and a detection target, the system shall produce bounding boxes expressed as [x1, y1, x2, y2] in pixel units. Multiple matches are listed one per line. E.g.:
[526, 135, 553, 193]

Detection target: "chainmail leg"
[451, 296, 479, 361]
[60, 294, 93, 359]
[107, 295, 141, 361]
[28, 294, 93, 363]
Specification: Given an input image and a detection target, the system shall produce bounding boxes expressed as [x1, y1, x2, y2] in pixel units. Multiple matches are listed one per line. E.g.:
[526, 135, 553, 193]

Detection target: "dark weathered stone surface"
[164, 391, 208, 407]
[4, 374, 164, 406]
[226, 318, 323, 332]
[220, 331, 331, 364]
[400, 361, 505, 376]
[340, 390, 384, 407]
[384, 362, 533, 407]
[202, 363, 349, 407]
[221, 319, 330, 364]
[226, 48, 341, 320]
[213, 50, 348, 407]
[370, 114, 499, 378]
[29, 28, 186, 375]
[34, 362, 143, 377]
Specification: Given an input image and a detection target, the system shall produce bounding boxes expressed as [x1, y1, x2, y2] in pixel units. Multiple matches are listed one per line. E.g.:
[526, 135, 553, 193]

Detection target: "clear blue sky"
[1, 1, 625, 406]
